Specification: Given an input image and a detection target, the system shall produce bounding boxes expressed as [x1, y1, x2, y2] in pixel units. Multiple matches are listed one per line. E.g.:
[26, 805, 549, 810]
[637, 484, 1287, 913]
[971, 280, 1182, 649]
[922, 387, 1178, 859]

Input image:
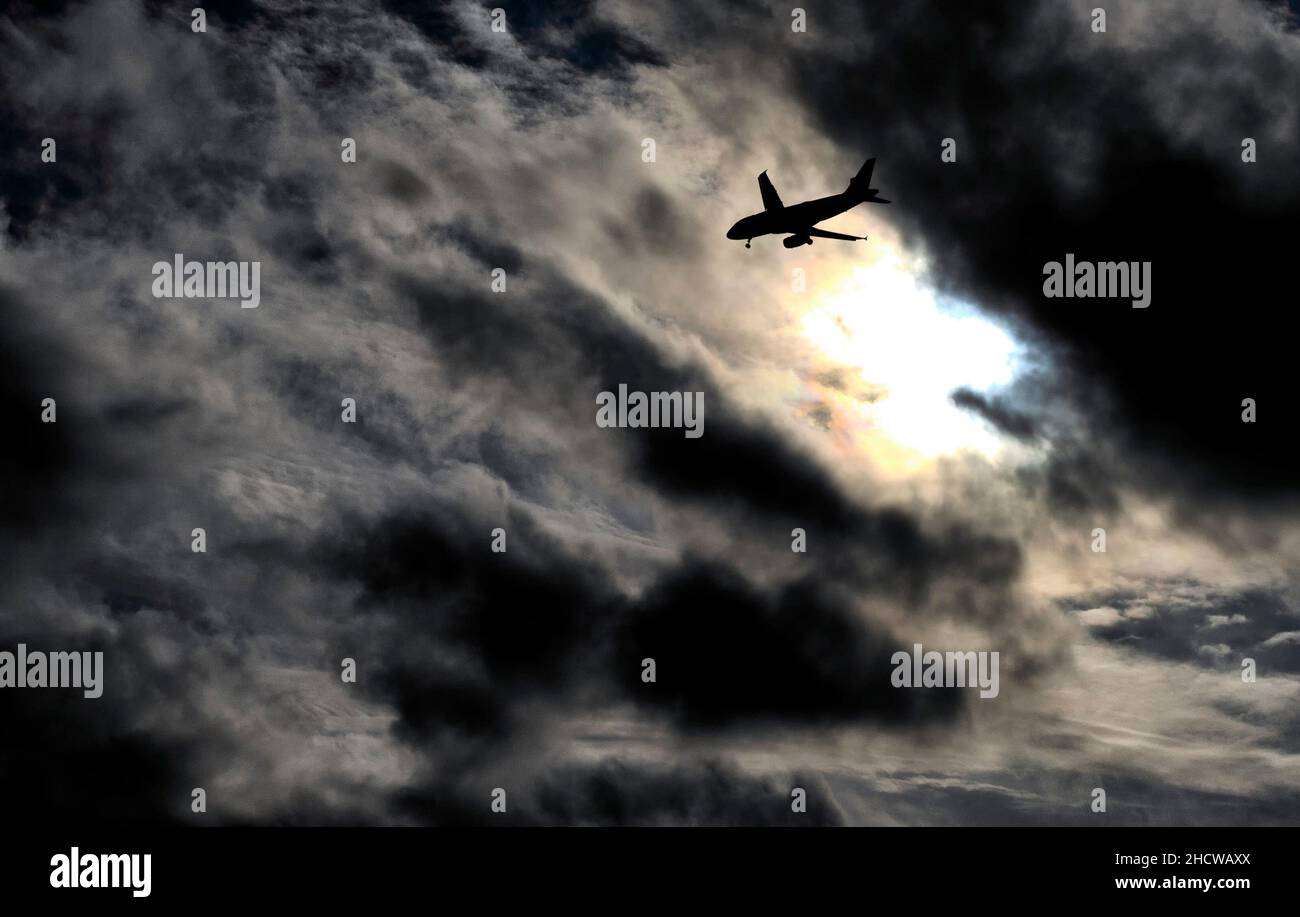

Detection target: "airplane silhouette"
[726, 157, 890, 249]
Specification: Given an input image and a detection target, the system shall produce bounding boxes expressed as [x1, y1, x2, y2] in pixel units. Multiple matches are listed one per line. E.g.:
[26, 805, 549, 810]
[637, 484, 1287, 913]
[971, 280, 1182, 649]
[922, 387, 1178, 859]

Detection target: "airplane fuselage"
[726, 191, 858, 241]
[727, 157, 887, 247]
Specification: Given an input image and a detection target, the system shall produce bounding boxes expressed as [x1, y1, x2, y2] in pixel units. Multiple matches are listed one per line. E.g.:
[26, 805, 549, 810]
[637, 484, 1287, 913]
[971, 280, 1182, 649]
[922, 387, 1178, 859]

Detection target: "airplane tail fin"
[846, 157, 888, 203]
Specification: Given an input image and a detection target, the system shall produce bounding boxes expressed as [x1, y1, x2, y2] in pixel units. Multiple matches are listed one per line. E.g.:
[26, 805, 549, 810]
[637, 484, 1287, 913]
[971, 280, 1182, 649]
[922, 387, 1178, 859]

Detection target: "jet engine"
[782, 234, 812, 248]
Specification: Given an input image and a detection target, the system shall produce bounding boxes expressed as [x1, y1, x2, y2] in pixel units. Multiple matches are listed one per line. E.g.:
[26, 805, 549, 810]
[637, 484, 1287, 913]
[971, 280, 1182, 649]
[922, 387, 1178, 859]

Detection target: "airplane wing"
[806, 227, 867, 242]
[758, 171, 783, 210]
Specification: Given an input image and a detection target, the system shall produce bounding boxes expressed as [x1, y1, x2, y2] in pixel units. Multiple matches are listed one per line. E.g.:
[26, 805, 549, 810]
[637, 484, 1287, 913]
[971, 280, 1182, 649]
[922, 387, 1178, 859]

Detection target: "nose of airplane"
[726, 221, 744, 239]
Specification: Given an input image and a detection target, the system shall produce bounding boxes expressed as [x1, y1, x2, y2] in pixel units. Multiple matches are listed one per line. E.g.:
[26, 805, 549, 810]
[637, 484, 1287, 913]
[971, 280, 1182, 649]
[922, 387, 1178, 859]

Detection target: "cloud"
[951, 387, 1038, 441]
[1068, 584, 1300, 672]
[782, 0, 1300, 509]
[1, 0, 1297, 827]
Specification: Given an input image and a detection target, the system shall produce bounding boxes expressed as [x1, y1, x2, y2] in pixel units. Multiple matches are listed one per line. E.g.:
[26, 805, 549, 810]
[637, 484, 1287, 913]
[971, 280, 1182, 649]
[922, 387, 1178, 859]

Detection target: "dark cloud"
[0, 603, 244, 824]
[0, 690, 193, 823]
[319, 499, 974, 760]
[529, 760, 843, 826]
[324, 505, 619, 742]
[297, 493, 921, 825]
[1069, 586, 1300, 672]
[2, 0, 1296, 829]
[0, 288, 80, 531]
[951, 387, 1037, 441]
[615, 564, 961, 730]
[388, 759, 843, 826]
[783, 0, 1300, 507]
[951, 386, 1126, 513]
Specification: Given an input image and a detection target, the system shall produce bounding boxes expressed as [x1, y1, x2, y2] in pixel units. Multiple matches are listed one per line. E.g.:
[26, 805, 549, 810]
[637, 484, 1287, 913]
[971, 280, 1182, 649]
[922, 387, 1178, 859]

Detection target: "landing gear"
[745, 239, 751, 248]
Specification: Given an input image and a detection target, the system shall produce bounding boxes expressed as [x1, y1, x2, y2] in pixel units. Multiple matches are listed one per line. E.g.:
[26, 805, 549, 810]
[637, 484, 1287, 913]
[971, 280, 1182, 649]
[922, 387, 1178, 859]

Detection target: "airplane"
[726, 157, 890, 249]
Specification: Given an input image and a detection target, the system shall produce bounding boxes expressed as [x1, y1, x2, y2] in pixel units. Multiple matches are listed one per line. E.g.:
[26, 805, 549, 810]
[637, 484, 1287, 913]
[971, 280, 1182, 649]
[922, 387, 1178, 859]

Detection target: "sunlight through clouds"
[801, 255, 1023, 461]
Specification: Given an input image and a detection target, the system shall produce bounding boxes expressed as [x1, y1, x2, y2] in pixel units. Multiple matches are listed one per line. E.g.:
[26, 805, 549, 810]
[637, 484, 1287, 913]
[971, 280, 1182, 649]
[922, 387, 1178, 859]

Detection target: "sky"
[1, 0, 1298, 825]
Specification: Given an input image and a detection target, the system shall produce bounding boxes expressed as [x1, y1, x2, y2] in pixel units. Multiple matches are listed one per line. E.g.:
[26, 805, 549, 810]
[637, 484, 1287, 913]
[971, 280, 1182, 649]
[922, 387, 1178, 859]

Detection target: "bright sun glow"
[801, 255, 1022, 462]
